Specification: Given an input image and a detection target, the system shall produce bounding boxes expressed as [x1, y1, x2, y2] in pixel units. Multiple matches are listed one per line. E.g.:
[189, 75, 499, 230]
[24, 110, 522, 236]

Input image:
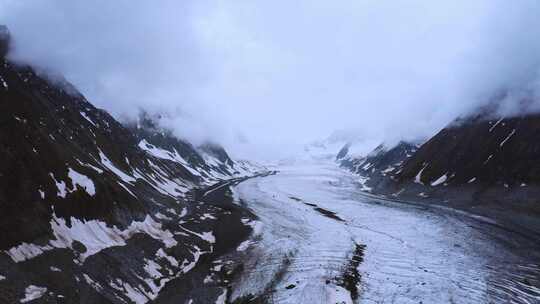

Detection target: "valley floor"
[229, 160, 540, 303]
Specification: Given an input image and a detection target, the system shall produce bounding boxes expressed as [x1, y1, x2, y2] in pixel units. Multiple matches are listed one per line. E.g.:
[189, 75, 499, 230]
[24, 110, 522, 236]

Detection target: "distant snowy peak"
[304, 133, 379, 161]
[338, 140, 420, 180]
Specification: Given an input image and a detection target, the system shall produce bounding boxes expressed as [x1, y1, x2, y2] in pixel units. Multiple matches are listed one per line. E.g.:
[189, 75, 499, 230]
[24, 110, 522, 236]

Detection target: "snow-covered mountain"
[303, 130, 379, 161]
[337, 141, 420, 191]
[0, 26, 265, 303]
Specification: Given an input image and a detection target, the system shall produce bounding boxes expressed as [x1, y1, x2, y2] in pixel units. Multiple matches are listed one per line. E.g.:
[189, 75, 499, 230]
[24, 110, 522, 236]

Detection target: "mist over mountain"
[3, 2, 540, 303]
[3, 1, 540, 159]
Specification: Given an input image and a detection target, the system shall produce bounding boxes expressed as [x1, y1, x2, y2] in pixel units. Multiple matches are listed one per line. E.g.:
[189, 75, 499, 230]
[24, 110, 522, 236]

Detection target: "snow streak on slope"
[231, 160, 540, 303]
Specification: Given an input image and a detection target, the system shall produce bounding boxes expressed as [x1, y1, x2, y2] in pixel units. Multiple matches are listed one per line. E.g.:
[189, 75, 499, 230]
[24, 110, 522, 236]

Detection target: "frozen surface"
[232, 159, 540, 303]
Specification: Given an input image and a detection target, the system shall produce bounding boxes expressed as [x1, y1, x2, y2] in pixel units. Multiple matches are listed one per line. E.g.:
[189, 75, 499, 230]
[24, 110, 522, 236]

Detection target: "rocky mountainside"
[0, 26, 265, 303]
[397, 110, 540, 188]
[337, 141, 420, 191]
[337, 101, 540, 235]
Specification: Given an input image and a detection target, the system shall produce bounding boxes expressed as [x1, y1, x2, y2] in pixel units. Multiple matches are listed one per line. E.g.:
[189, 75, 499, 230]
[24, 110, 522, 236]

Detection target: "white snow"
[230, 160, 540, 303]
[0, 75, 7, 89]
[80, 111, 97, 126]
[200, 213, 216, 220]
[468, 177, 477, 183]
[138, 139, 201, 177]
[500, 129, 516, 147]
[121, 281, 148, 304]
[68, 168, 96, 195]
[50, 266, 61, 272]
[143, 259, 162, 279]
[203, 274, 214, 284]
[415, 164, 428, 184]
[326, 285, 353, 304]
[0, 274, 5, 281]
[50, 173, 67, 198]
[179, 226, 216, 244]
[236, 239, 253, 252]
[155, 212, 172, 221]
[38, 189, 45, 199]
[133, 161, 189, 197]
[179, 246, 204, 274]
[156, 248, 179, 267]
[381, 166, 395, 174]
[215, 289, 227, 304]
[20, 285, 47, 303]
[203, 182, 230, 197]
[357, 175, 372, 192]
[5, 214, 177, 263]
[489, 117, 504, 132]
[431, 173, 448, 186]
[484, 154, 493, 165]
[179, 208, 188, 218]
[76, 159, 104, 174]
[83, 273, 104, 291]
[49, 169, 96, 197]
[99, 149, 136, 183]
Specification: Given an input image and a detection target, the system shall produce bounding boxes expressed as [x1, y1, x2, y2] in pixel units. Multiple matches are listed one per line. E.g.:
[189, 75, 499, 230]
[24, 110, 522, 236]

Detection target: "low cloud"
[2, 0, 540, 158]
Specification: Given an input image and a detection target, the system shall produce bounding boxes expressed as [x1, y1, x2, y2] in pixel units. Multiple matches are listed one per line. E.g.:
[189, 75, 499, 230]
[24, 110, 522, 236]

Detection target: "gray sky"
[2, 0, 540, 159]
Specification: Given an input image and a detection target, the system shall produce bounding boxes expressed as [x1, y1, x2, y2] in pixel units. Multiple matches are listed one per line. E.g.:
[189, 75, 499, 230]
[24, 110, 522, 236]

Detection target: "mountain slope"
[398, 112, 540, 188]
[337, 141, 420, 191]
[337, 102, 540, 235]
[0, 27, 263, 304]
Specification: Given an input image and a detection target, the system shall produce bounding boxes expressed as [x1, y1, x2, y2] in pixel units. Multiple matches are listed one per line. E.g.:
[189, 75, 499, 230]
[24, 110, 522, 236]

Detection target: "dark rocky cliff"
[0, 27, 263, 303]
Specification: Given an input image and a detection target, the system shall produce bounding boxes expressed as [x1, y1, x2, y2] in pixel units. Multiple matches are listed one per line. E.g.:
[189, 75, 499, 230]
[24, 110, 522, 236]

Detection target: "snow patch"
[431, 173, 448, 186]
[415, 164, 429, 185]
[20, 285, 47, 303]
[326, 285, 353, 304]
[500, 129, 516, 147]
[0, 75, 7, 89]
[83, 273, 104, 291]
[50, 173, 67, 198]
[215, 289, 227, 304]
[143, 259, 162, 279]
[5, 215, 177, 263]
[99, 149, 136, 183]
[138, 139, 201, 177]
[80, 111, 96, 126]
[489, 117, 504, 132]
[68, 168, 96, 195]
[357, 175, 372, 192]
[236, 240, 254, 252]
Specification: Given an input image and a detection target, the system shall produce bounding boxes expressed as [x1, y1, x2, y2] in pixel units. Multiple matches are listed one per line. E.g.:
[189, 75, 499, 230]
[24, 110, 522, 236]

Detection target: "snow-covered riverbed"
[231, 160, 540, 303]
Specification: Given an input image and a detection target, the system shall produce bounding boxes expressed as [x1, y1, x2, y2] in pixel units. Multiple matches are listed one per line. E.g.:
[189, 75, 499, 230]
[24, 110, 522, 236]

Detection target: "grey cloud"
[2, 0, 540, 159]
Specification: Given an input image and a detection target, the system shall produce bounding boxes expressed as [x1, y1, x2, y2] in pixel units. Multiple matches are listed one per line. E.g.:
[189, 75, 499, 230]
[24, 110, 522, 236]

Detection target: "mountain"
[337, 141, 420, 191]
[337, 101, 540, 236]
[303, 129, 379, 161]
[127, 112, 263, 185]
[393, 107, 540, 230]
[0, 27, 264, 303]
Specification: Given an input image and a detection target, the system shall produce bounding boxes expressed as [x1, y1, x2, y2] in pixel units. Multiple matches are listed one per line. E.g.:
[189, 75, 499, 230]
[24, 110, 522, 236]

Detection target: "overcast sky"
[2, 0, 540, 159]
